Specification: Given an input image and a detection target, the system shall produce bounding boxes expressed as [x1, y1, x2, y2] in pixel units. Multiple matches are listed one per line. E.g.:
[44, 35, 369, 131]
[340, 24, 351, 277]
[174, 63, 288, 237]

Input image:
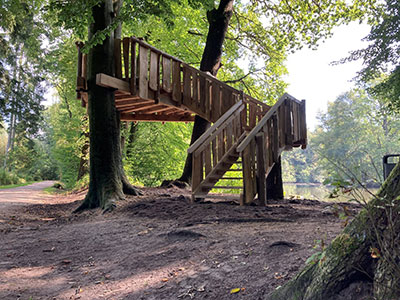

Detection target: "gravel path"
[0, 181, 56, 211]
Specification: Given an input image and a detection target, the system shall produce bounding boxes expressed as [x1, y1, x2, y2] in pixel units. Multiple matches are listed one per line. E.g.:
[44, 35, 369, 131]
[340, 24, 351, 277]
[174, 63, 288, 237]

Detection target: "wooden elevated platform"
[76, 37, 269, 123]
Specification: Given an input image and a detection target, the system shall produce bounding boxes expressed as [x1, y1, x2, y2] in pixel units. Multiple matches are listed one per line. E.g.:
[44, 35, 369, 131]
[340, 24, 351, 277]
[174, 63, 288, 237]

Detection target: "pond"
[283, 183, 379, 203]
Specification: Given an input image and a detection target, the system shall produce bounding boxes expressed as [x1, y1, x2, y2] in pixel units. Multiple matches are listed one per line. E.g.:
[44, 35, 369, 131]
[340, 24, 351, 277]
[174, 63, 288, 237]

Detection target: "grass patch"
[42, 186, 66, 195]
[0, 181, 35, 189]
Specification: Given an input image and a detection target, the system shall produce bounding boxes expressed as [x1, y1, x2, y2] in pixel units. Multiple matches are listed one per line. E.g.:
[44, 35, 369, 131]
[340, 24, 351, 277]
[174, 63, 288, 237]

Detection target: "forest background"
[0, 0, 398, 193]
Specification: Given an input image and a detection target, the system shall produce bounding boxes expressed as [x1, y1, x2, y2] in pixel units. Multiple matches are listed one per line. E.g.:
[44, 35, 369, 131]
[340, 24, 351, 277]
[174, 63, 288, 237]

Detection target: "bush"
[0, 168, 23, 185]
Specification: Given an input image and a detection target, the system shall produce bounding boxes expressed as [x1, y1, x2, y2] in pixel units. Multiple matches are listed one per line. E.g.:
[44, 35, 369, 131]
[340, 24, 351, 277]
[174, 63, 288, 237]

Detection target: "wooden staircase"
[76, 37, 307, 206]
[188, 93, 307, 205]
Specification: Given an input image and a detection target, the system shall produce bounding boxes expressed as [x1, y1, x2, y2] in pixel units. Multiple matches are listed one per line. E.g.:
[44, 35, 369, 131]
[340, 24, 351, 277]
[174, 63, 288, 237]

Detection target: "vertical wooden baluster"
[204, 143, 212, 176]
[149, 51, 158, 91]
[193, 71, 198, 109]
[212, 138, 217, 167]
[138, 45, 149, 99]
[218, 130, 224, 161]
[122, 38, 130, 81]
[256, 132, 266, 206]
[182, 65, 191, 107]
[249, 103, 256, 129]
[199, 75, 206, 114]
[226, 119, 233, 149]
[211, 82, 220, 122]
[205, 79, 211, 120]
[172, 60, 181, 105]
[130, 39, 136, 95]
[285, 99, 293, 150]
[114, 38, 122, 79]
[162, 56, 172, 93]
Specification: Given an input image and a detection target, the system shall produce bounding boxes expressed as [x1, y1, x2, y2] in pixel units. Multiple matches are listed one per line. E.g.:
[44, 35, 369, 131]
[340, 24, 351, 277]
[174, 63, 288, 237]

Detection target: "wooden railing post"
[300, 99, 307, 149]
[192, 151, 203, 202]
[256, 132, 266, 206]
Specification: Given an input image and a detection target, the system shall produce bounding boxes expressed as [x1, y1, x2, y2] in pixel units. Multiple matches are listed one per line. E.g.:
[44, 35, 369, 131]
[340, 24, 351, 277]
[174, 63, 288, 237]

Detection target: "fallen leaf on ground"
[62, 260, 72, 264]
[161, 278, 169, 282]
[230, 288, 241, 294]
[43, 247, 56, 252]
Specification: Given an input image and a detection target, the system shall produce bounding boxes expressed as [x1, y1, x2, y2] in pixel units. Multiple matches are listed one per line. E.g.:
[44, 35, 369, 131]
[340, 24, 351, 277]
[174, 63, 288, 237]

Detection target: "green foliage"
[0, 168, 23, 185]
[312, 87, 400, 185]
[125, 122, 192, 186]
[282, 136, 322, 183]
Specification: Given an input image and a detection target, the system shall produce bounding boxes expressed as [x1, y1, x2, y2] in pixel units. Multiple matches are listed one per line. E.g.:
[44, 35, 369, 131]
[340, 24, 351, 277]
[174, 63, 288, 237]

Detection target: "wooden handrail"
[131, 37, 184, 63]
[187, 100, 244, 154]
[237, 93, 299, 152]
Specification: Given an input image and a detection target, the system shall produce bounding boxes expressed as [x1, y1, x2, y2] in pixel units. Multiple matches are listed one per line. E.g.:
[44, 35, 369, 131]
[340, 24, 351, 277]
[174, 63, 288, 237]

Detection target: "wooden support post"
[192, 151, 203, 202]
[256, 133, 266, 206]
[242, 144, 254, 205]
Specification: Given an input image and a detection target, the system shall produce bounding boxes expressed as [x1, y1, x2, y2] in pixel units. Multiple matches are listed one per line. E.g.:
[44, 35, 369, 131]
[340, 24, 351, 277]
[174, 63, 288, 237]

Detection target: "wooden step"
[203, 185, 243, 189]
[193, 194, 241, 200]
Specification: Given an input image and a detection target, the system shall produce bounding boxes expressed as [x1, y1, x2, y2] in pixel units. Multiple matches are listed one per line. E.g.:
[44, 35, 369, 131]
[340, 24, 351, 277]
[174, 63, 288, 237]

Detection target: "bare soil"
[0, 183, 362, 300]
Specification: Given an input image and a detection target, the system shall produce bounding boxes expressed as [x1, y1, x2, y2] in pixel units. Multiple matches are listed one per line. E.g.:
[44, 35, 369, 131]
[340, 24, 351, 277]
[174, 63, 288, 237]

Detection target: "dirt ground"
[0, 183, 362, 300]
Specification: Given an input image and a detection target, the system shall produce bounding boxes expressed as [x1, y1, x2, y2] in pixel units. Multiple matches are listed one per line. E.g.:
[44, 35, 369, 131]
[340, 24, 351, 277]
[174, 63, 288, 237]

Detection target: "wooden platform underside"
[80, 73, 195, 123]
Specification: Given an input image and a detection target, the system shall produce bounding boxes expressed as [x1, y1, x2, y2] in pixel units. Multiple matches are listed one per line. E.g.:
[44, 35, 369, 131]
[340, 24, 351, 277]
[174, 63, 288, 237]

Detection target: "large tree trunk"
[267, 164, 400, 300]
[76, 0, 139, 212]
[178, 0, 234, 183]
[266, 156, 284, 200]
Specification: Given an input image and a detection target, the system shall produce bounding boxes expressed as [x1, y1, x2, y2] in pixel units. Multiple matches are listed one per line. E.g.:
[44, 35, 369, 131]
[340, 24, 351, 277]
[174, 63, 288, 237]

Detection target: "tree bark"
[266, 156, 284, 200]
[267, 164, 400, 300]
[76, 0, 139, 212]
[178, 0, 234, 183]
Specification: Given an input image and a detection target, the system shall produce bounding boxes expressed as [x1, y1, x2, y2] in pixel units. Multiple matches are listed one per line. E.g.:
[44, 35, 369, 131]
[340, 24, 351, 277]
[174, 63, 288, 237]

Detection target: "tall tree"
[75, 0, 140, 211]
[178, 0, 234, 183]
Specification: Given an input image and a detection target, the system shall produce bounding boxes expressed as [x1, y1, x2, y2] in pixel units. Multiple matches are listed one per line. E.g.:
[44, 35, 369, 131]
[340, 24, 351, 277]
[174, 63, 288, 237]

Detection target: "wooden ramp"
[76, 37, 307, 205]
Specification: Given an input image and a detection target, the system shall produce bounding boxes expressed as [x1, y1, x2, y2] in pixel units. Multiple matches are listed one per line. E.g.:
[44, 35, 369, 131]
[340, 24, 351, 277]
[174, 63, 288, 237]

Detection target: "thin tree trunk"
[76, 0, 139, 212]
[178, 0, 234, 183]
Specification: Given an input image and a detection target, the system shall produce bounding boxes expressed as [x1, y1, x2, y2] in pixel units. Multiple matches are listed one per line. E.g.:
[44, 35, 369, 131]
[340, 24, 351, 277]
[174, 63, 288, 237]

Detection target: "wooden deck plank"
[120, 113, 194, 122]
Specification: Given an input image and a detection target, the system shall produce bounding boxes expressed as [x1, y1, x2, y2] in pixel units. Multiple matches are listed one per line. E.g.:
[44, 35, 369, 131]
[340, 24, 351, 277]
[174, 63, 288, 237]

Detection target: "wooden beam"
[128, 104, 166, 113]
[115, 99, 153, 107]
[137, 105, 172, 114]
[120, 113, 194, 122]
[96, 73, 130, 94]
[119, 103, 157, 113]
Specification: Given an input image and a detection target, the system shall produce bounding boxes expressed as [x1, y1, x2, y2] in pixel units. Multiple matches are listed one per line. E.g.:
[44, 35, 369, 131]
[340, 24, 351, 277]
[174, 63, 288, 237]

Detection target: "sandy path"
[0, 181, 56, 211]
